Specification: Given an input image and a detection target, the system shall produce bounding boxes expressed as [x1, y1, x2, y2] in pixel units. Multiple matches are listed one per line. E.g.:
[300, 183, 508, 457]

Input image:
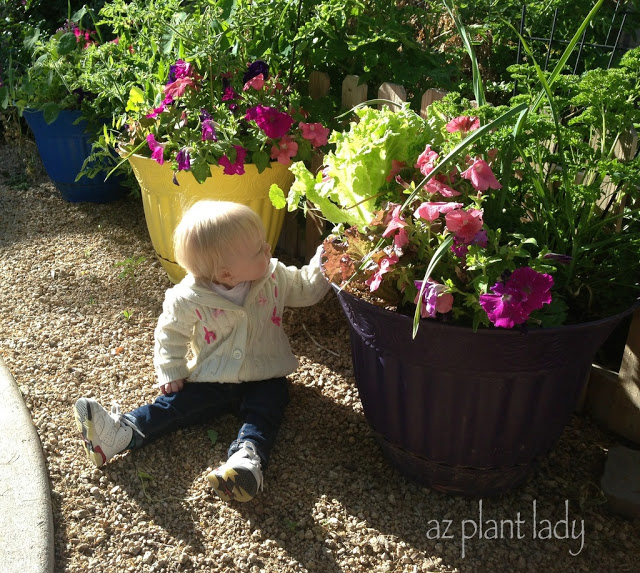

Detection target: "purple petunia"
[242, 60, 269, 85]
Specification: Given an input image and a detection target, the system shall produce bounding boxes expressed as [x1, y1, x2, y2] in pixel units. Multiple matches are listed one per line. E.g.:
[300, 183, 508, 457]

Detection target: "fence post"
[420, 88, 447, 118]
[378, 82, 406, 110]
[342, 75, 368, 109]
[309, 71, 330, 100]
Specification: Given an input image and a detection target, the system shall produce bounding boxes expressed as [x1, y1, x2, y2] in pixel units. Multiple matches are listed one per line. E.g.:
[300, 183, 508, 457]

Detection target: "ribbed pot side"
[334, 285, 635, 496]
[23, 109, 126, 203]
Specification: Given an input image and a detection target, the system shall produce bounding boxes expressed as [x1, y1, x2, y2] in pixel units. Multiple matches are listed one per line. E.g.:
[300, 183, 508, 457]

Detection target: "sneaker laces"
[110, 401, 145, 438]
[239, 442, 264, 491]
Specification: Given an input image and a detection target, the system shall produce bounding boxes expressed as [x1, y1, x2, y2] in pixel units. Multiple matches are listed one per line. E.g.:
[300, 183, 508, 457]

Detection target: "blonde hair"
[174, 200, 265, 282]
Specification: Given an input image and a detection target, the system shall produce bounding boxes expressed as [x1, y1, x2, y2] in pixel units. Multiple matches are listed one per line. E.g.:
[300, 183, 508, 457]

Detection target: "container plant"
[5, 6, 132, 202]
[272, 0, 640, 495]
[114, 2, 330, 282]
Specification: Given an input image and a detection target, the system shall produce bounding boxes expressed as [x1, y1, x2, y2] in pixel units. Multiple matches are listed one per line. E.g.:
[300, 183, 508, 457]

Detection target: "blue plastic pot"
[334, 285, 638, 496]
[23, 109, 126, 203]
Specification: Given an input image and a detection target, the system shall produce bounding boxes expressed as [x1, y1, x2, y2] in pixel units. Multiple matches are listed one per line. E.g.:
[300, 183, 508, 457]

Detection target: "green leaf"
[252, 150, 270, 173]
[125, 86, 145, 112]
[138, 470, 154, 481]
[207, 429, 218, 446]
[71, 6, 88, 23]
[24, 28, 41, 51]
[269, 184, 286, 209]
[191, 159, 211, 183]
[42, 102, 60, 124]
[57, 33, 78, 56]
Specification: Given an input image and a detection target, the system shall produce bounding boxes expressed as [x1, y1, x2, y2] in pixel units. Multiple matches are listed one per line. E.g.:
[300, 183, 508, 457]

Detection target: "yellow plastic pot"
[128, 154, 292, 283]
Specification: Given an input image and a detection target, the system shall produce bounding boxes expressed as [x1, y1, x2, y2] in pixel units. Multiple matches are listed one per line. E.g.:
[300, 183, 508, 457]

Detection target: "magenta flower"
[299, 122, 330, 147]
[446, 116, 480, 134]
[201, 119, 217, 141]
[176, 148, 191, 171]
[246, 105, 294, 139]
[218, 145, 247, 175]
[146, 134, 165, 165]
[508, 267, 554, 314]
[414, 280, 454, 318]
[270, 136, 299, 165]
[414, 201, 463, 222]
[415, 145, 439, 177]
[222, 85, 239, 102]
[460, 158, 502, 191]
[382, 204, 408, 238]
[168, 59, 194, 82]
[480, 267, 553, 328]
[365, 254, 399, 292]
[445, 208, 484, 242]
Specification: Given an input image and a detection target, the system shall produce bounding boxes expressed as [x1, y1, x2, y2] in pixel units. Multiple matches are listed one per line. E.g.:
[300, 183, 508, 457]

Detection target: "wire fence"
[514, 0, 638, 74]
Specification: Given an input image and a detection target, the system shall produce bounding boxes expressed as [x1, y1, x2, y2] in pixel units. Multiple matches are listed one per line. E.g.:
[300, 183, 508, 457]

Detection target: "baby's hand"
[157, 379, 185, 395]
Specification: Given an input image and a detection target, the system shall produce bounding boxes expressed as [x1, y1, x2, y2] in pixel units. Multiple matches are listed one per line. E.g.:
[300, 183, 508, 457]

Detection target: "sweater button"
[233, 349, 243, 360]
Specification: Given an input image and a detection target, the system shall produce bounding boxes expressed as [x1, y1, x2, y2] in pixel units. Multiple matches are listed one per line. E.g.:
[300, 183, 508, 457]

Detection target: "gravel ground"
[0, 142, 639, 573]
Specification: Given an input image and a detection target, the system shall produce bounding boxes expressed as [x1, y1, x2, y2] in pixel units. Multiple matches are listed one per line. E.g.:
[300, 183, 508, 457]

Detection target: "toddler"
[74, 200, 329, 502]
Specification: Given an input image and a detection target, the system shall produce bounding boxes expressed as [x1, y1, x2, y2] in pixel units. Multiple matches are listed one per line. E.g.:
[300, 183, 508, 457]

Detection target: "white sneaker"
[207, 442, 264, 502]
[73, 398, 137, 467]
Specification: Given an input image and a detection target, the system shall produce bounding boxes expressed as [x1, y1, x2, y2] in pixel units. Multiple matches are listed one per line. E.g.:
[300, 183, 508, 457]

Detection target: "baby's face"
[222, 236, 271, 286]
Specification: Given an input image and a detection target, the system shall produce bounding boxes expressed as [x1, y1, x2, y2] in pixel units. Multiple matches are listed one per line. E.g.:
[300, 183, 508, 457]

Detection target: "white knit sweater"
[153, 248, 330, 384]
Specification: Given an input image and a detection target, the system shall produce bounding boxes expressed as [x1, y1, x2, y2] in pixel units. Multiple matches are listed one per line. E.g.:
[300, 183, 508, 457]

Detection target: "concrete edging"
[0, 355, 54, 573]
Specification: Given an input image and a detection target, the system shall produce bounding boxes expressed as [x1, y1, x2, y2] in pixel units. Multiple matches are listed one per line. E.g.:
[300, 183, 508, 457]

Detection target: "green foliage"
[114, 255, 146, 281]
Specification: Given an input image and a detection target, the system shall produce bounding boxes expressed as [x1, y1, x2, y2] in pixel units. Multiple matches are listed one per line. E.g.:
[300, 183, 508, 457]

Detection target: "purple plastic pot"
[333, 285, 638, 496]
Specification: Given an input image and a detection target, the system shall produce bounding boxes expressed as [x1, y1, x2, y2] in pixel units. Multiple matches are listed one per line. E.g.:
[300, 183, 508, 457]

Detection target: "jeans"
[124, 377, 289, 469]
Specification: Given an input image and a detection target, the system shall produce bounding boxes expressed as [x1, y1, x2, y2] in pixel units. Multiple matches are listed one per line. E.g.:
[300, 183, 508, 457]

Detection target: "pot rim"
[331, 283, 640, 337]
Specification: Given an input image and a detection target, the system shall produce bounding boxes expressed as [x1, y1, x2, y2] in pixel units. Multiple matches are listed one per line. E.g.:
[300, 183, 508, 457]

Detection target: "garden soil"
[0, 143, 638, 572]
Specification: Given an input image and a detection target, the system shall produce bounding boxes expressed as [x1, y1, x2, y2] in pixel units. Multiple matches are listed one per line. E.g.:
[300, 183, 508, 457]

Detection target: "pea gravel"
[0, 143, 638, 573]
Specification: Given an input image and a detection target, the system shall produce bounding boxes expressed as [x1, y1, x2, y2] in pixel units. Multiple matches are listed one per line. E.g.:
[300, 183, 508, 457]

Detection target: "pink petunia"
[243, 73, 265, 91]
[164, 77, 198, 99]
[218, 145, 247, 175]
[460, 158, 502, 191]
[445, 208, 484, 243]
[270, 136, 299, 165]
[365, 254, 399, 292]
[415, 145, 439, 177]
[245, 105, 293, 139]
[299, 122, 330, 147]
[394, 228, 409, 248]
[445, 116, 480, 134]
[425, 178, 461, 197]
[382, 204, 408, 238]
[146, 134, 165, 165]
[414, 201, 463, 222]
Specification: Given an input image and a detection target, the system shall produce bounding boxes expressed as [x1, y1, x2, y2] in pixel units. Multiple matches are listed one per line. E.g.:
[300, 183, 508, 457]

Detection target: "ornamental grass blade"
[442, 0, 485, 107]
[531, 0, 605, 113]
[412, 235, 454, 339]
